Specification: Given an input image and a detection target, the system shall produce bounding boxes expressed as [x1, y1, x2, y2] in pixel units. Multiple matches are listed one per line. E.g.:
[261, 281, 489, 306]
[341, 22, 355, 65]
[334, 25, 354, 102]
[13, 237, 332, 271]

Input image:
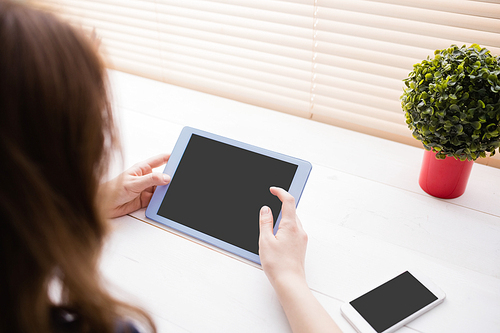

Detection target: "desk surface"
[100, 70, 500, 333]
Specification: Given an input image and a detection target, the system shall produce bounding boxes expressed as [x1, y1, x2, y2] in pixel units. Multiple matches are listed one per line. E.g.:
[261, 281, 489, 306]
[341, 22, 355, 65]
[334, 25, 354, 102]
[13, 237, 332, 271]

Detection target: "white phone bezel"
[340, 270, 446, 333]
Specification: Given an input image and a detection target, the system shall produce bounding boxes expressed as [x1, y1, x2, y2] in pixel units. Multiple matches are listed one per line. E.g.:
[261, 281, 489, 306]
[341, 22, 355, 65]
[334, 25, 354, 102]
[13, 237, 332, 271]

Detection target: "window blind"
[34, 0, 500, 166]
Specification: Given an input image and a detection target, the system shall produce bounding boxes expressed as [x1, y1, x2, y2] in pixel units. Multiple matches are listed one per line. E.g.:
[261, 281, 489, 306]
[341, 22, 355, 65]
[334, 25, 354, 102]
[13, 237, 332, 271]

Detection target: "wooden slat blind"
[34, 0, 500, 166]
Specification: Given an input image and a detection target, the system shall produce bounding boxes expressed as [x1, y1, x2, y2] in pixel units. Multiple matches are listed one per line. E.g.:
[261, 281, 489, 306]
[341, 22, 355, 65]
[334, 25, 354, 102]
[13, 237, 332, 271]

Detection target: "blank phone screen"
[157, 134, 298, 255]
[350, 271, 438, 332]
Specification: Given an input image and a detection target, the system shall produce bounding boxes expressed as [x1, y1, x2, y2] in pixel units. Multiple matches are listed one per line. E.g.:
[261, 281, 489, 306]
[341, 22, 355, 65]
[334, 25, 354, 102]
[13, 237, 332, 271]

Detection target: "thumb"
[259, 206, 274, 237]
[132, 172, 170, 192]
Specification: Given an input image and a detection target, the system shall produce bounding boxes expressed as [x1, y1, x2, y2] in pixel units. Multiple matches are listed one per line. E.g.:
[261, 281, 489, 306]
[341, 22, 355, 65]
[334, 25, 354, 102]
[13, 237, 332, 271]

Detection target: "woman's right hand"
[258, 187, 308, 287]
[258, 187, 342, 333]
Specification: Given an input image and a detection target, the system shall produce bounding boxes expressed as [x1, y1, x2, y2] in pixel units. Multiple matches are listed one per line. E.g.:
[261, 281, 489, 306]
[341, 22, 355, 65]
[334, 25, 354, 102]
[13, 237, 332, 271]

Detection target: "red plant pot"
[419, 150, 474, 199]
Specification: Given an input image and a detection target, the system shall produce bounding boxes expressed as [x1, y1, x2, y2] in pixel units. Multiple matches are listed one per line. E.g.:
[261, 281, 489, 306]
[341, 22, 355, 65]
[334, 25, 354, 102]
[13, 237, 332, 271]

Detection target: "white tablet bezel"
[146, 126, 312, 264]
[340, 270, 446, 333]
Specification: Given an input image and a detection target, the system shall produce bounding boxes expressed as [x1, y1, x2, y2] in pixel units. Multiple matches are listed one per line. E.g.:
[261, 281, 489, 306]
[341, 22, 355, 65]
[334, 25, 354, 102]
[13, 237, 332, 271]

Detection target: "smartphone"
[340, 270, 446, 333]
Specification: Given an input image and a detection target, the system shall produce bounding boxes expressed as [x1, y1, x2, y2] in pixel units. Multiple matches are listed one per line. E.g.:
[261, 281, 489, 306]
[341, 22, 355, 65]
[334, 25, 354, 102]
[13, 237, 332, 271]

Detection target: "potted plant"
[401, 44, 500, 198]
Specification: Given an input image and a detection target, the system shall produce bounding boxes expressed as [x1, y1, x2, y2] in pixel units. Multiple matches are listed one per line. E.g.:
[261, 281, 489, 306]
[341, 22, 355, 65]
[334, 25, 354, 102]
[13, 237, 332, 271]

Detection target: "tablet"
[146, 127, 312, 264]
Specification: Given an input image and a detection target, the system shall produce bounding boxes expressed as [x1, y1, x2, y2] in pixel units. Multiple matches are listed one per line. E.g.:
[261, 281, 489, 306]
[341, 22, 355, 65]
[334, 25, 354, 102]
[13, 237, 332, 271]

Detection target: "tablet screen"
[156, 134, 298, 255]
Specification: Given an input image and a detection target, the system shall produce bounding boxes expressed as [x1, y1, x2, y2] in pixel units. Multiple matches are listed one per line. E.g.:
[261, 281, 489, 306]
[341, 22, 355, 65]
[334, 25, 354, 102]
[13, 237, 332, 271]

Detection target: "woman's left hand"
[100, 154, 171, 218]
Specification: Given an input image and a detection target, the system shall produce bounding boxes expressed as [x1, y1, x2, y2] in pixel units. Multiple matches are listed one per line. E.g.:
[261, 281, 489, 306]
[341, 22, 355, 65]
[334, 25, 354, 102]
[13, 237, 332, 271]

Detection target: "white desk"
[100, 70, 500, 333]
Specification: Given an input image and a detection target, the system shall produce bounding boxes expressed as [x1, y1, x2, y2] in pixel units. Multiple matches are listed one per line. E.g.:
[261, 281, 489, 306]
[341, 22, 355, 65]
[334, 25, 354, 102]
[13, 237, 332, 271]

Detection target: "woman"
[0, 1, 341, 332]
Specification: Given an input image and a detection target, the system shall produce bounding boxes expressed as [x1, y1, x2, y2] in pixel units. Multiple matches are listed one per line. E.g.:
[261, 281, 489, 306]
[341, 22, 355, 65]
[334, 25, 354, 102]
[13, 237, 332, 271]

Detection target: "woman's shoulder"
[50, 307, 81, 333]
[51, 306, 141, 333]
[114, 319, 141, 333]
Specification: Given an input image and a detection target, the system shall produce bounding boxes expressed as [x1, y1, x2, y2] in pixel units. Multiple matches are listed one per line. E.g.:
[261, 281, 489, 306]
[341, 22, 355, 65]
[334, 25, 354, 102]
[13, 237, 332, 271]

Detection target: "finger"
[140, 190, 155, 207]
[296, 215, 305, 231]
[135, 154, 171, 173]
[259, 206, 275, 238]
[270, 187, 296, 222]
[142, 185, 156, 194]
[131, 172, 170, 192]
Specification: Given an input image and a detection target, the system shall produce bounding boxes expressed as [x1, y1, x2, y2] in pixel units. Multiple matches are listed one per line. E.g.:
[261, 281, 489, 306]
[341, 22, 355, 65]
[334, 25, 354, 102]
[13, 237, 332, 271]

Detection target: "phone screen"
[349, 271, 438, 332]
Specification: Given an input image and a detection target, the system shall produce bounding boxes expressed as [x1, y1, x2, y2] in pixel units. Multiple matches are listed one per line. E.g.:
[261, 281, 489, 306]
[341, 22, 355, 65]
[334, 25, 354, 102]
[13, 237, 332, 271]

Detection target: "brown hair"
[0, 1, 155, 332]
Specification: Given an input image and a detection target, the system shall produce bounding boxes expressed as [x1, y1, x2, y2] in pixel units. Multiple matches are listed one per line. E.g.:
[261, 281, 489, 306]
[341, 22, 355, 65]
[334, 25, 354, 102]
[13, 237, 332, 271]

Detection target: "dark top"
[51, 307, 140, 333]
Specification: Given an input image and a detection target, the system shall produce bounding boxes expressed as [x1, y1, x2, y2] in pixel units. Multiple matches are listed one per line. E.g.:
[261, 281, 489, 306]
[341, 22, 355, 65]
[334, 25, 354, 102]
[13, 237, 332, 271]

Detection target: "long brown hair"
[0, 1, 155, 332]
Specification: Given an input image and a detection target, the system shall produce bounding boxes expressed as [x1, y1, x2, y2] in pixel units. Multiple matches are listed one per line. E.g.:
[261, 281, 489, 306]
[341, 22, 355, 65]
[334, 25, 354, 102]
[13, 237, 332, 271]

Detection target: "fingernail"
[163, 174, 171, 182]
[261, 206, 269, 215]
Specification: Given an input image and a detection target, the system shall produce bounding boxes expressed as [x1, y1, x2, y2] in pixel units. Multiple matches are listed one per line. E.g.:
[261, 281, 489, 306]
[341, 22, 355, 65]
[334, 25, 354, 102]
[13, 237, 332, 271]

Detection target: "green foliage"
[401, 44, 500, 161]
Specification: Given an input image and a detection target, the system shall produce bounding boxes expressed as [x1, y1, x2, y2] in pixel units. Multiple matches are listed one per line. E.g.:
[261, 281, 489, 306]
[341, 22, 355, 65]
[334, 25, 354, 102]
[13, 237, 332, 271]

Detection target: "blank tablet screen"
[157, 134, 298, 255]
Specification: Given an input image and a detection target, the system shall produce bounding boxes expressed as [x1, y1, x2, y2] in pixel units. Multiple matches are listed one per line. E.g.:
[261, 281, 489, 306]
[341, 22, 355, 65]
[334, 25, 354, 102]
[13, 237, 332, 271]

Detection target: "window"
[34, 0, 500, 166]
